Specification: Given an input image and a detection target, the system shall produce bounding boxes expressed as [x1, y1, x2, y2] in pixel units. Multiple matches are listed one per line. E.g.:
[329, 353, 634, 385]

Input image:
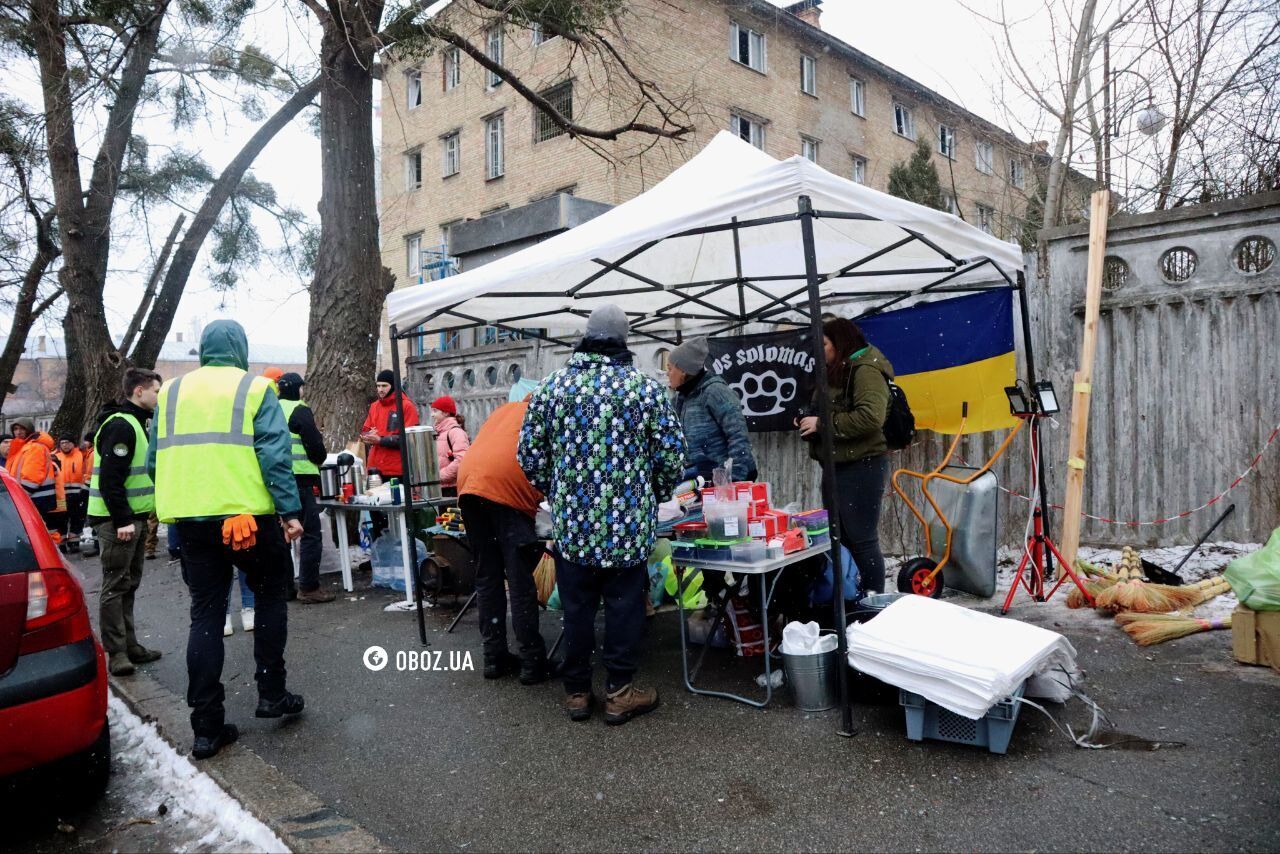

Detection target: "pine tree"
[888, 138, 945, 211]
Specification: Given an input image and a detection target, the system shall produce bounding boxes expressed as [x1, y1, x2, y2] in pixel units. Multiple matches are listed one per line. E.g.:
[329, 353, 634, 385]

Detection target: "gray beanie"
[584, 304, 629, 343]
[669, 337, 709, 374]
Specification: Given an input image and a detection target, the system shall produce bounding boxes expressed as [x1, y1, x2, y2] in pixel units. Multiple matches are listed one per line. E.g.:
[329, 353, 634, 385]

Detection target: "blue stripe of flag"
[858, 290, 1014, 376]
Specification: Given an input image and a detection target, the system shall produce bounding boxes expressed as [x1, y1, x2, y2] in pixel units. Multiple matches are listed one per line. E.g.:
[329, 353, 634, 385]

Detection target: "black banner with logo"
[707, 329, 817, 432]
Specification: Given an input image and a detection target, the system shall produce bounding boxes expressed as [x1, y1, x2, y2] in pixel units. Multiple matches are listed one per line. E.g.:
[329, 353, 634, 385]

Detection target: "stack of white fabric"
[846, 595, 1078, 720]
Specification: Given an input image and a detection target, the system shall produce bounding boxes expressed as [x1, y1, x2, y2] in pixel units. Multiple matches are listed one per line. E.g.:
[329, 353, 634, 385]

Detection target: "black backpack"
[852, 365, 916, 451]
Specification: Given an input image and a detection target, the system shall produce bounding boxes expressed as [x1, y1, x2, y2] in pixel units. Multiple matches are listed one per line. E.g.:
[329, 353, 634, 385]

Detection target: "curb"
[109, 671, 390, 853]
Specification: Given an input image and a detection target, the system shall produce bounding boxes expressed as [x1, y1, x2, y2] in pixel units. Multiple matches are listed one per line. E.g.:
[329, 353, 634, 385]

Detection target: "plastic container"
[783, 643, 840, 711]
[674, 521, 708, 541]
[730, 541, 767, 563]
[791, 509, 829, 532]
[899, 681, 1026, 754]
[370, 532, 429, 592]
[695, 544, 733, 561]
[807, 526, 830, 547]
[704, 500, 750, 541]
[670, 541, 698, 562]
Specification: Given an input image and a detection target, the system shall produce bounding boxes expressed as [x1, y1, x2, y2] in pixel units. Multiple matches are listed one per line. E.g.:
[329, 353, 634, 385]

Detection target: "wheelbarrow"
[892, 403, 1026, 598]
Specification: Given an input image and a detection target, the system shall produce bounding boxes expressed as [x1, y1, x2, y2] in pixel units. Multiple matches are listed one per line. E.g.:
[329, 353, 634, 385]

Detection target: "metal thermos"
[404, 425, 441, 499]
[319, 465, 341, 500]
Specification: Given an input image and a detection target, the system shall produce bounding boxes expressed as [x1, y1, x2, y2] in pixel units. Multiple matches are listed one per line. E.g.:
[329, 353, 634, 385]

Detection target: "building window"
[730, 112, 765, 149]
[534, 81, 573, 142]
[1009, 157, 1026, 188]
[938, 124, 956, 159]
[942, 194, 958, 215]
[851, 155, 867, 184]
[405, 232, 423, 280]
[441, 131, 460, 177]
[405, 69, 422, 109]
[893, 102, 915, 139]
[801, 136, 819, 162]
[800, 54, 817, 96]
[849, 77, 865, 116]
[730, 22, 766, 73]
[443, 47, 461, 91]
[485, 114, 504, 179]
[404, 148, 422, 190]
[975, 140, 994, 175]
[977, 204, 995, 234]
[485, 26, 504, 88]
[531, 22, 554, 45]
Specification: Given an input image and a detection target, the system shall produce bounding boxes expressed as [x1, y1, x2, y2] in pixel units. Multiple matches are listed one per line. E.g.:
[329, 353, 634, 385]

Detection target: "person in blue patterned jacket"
[518, 305, 686, 726]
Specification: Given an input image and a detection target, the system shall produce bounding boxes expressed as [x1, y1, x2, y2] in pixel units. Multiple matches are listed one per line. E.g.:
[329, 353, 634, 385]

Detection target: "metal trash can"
[782, 633, 840, 711]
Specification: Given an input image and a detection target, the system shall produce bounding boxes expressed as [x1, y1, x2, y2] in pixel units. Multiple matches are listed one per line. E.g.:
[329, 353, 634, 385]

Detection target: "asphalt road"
[40, 537, 1280, 852]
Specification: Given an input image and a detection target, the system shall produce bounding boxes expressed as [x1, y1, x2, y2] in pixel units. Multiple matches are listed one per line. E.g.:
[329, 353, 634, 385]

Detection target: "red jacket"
[361, 392, 420, 477]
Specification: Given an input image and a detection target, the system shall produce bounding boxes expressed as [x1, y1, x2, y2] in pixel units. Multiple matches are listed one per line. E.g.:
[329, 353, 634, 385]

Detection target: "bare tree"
[298, 0, 696, 445]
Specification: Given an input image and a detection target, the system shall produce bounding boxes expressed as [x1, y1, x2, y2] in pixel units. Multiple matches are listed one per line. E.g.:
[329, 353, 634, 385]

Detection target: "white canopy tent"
[385, 133, 1046, 735]
[387, 131, 1025, 341]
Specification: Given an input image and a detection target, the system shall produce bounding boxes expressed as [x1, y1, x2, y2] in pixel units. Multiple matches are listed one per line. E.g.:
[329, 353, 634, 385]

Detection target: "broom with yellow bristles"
[1112, 577, 1232, 626]
[1116, 612, 1233, 646]
[1093, 547, 1145, 610]
[1067, 559, 1121, 609]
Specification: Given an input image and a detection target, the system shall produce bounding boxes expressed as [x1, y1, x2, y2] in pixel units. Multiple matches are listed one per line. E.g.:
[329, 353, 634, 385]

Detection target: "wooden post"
[1060, 189, 1110, 567]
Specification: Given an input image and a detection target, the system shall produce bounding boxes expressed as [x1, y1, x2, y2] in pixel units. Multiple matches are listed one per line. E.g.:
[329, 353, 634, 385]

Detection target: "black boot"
[518, 655, 549, 686]
[483, 651, 520, 680]
[256, 691, 305, 718]
[192, 724, 239, 760]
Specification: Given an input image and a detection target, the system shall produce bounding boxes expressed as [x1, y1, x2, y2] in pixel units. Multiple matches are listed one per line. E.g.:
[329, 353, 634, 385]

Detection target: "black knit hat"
[376, 369, 395, 385]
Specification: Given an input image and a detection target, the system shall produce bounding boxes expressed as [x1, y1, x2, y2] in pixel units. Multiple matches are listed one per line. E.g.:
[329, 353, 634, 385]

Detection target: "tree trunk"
[32, 0, 167, 437]
[131, 77, 322, 368]
[0, 213, 60, 412]
[304, 19, 394, 448]
[119, 213, 185, 357]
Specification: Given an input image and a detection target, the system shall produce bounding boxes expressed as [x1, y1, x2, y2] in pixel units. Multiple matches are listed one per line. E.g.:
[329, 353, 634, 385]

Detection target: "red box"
[748, 516, 779, 539]
[764, 509, 790, 530]
[752, 498, 770, 516]
[701, 487, 719, 504]
[735, 482, 770, 503]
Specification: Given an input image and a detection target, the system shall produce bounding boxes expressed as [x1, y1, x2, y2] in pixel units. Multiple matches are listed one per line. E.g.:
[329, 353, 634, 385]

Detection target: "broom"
[1067, 559, 1120, 609]
[1093, 547, 1143, 610]
[1112, 577, 1232, 625]
[1118, 613, 1233, 646]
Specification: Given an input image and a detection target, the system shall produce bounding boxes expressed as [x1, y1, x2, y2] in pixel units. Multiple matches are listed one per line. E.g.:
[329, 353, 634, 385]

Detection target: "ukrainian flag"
[860, 290, 1018, 435]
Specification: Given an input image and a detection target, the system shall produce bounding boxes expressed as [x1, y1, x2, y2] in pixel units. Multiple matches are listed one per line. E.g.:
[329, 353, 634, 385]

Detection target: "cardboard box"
[1232, 604, 1280, 672]
[734, 482, 770, 503]
[748, 516, 779, 540]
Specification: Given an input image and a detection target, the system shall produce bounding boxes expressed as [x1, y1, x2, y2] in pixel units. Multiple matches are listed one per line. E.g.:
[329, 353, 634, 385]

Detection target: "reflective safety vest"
[15, 442, 56, 504]
[278, 398, 320, 476]
[154, 367, 274, 523]
[87, 414, 155, 516]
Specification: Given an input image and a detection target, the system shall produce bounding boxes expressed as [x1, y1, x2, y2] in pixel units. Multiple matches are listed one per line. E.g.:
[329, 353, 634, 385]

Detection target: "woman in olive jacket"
[796, 317, 894, 595]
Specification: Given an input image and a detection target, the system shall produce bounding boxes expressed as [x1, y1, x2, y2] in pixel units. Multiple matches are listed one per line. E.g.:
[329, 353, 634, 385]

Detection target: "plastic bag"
[370, 533, 428, 592]
[1224, 528, 1280, 610]
[781, 621, 839, 655]
[809, 544, 860, 605]
[712, 458, 735, 502]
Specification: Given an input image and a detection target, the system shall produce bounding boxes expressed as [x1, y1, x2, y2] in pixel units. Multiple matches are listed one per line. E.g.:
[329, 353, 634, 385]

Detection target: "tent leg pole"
[799, 195, 857, 738]
[391, 324, 430, 646]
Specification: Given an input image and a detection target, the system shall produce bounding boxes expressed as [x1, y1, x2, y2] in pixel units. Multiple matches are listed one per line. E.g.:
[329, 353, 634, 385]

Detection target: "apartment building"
[379, 0, 1061, 339]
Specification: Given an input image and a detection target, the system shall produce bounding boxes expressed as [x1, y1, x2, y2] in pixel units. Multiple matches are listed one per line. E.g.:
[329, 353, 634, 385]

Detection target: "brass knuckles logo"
[731, 370, 797, 417]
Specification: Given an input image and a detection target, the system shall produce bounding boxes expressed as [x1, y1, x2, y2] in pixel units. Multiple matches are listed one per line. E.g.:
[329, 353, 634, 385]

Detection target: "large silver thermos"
[319, 464, 341, 500]
[404, 425, 441, 499]
[336, 452, 365, 495]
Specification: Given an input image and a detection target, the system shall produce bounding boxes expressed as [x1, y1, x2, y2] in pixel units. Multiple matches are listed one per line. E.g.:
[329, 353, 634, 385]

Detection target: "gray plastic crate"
[899, 681, 1026, 755]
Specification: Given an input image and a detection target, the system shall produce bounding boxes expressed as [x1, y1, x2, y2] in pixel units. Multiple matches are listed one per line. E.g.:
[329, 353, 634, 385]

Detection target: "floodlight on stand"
[1033, 380, 1060, 415]
[1004, 385, 1032, 417]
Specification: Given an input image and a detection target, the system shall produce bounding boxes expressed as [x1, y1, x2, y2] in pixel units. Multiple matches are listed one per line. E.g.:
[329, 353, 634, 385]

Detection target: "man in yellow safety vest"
[276, 372, 333, 603]
[87, 368, 163, 676]
[148, 320, 306, 760]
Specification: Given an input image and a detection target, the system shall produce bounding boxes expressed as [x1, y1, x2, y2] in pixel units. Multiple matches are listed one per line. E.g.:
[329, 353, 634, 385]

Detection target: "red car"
[0, 465, 110, 796]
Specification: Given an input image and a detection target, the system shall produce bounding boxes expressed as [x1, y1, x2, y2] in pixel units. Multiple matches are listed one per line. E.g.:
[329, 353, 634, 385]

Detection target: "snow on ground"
[108, 694, 289, 853]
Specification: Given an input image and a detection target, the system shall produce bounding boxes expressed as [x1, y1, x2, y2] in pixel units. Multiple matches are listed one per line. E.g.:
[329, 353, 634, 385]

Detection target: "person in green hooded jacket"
[796, 316, 893, 596]
[148, 319, 305, 760]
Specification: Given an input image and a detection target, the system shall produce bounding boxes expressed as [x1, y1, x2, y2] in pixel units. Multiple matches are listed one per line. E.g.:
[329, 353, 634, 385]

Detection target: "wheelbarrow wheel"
[897, 557, 943, 598]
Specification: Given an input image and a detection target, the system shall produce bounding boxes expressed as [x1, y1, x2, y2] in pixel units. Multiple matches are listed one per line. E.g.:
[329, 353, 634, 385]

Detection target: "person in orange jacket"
[8, 418, 58, 524]
[55, 436, 90, 549]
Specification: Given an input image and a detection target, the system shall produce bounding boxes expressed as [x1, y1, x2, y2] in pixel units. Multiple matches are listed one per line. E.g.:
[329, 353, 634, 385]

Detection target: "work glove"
[221, 513, 258, 551]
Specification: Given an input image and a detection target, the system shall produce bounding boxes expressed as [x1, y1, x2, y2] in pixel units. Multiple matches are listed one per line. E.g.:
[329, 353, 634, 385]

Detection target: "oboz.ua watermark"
[363, 645, 474, 673]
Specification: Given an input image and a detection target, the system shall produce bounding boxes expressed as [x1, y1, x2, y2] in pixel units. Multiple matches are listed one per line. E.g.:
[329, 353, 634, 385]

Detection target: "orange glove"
[221, 514, 258, 551]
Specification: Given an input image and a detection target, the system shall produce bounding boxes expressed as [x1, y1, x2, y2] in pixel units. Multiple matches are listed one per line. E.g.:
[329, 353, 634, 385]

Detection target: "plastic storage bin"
[729, 541, 767, 563]
[704, 500, 750, 540]
[899, 681, 1026, 754]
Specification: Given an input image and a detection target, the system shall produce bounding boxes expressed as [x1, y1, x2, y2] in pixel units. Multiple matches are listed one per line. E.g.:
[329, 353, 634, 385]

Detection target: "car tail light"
[21, 568, 92, 655]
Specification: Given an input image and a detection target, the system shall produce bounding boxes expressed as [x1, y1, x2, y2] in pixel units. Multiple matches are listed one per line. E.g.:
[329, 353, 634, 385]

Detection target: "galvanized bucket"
[782, 633, 840, 712]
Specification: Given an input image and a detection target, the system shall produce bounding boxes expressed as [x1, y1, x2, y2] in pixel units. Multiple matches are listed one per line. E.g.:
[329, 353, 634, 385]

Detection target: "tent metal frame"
[388, 194, 1048, 739]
